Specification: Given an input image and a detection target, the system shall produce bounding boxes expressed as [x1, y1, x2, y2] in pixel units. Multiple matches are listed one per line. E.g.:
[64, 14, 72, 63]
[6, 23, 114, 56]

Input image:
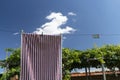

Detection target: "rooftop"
[71, 71, 120, 77]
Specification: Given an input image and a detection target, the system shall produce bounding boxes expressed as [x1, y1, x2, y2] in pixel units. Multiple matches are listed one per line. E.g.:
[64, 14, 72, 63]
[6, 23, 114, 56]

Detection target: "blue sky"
[1, 0, 120, 73]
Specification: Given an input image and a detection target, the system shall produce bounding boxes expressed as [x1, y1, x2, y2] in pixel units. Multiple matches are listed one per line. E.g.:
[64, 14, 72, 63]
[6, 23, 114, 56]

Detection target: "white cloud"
[13, 32, 19, 35]
[68, 12, 76, 16]
[33, 12, 76, 35]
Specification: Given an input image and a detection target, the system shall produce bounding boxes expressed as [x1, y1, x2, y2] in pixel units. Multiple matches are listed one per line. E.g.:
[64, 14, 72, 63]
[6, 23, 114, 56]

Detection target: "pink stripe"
[20, 34, 62, 80]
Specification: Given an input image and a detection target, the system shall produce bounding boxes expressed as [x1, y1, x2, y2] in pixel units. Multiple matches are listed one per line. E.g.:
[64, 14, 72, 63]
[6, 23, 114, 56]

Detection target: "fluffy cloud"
[68, 12, 76, 16]
[33, 12, 76, 35]
[13, 32, 19, 35]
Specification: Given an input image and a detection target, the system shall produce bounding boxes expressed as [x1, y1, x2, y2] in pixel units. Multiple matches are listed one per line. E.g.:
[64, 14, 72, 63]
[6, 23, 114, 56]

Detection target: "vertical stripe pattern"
[20, 34, 62, 80]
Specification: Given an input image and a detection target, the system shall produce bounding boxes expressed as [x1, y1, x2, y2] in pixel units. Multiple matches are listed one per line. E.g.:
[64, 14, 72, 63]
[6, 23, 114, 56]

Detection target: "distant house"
[71, 71, 120, 80]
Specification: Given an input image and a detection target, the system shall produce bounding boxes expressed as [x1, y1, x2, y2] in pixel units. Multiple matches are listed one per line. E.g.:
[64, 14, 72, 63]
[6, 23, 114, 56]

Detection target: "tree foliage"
[0, 48, 20, 80]
[1, 45, 120, 80]
[62, 48, 81, 80]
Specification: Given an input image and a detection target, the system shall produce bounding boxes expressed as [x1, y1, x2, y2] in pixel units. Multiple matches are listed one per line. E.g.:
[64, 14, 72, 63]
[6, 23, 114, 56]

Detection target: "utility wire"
[64, 33, 120, 36]
[0, 28, 19, 34]
[0, 28, 120, 37]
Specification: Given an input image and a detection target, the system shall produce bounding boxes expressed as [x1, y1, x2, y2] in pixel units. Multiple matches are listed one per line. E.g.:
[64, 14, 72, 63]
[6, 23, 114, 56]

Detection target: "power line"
[0, 28, 19, 34]
[64, 33, 120, 36]
[0, 28, 120, 37]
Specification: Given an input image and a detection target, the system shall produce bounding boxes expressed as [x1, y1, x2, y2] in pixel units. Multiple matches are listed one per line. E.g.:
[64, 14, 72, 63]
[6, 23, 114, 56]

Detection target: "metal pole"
[101, 63, 106, 80]
[88, 64, 91, 80]
[85, 66, 89, 80]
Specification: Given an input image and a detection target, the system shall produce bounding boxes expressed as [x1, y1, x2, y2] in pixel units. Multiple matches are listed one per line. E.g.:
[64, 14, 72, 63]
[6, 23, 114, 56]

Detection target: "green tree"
[1, 45, 120, 80]
[0, 48, 20, 80]
[100, 45, 120, 70]
[62, 48, 81, 80]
